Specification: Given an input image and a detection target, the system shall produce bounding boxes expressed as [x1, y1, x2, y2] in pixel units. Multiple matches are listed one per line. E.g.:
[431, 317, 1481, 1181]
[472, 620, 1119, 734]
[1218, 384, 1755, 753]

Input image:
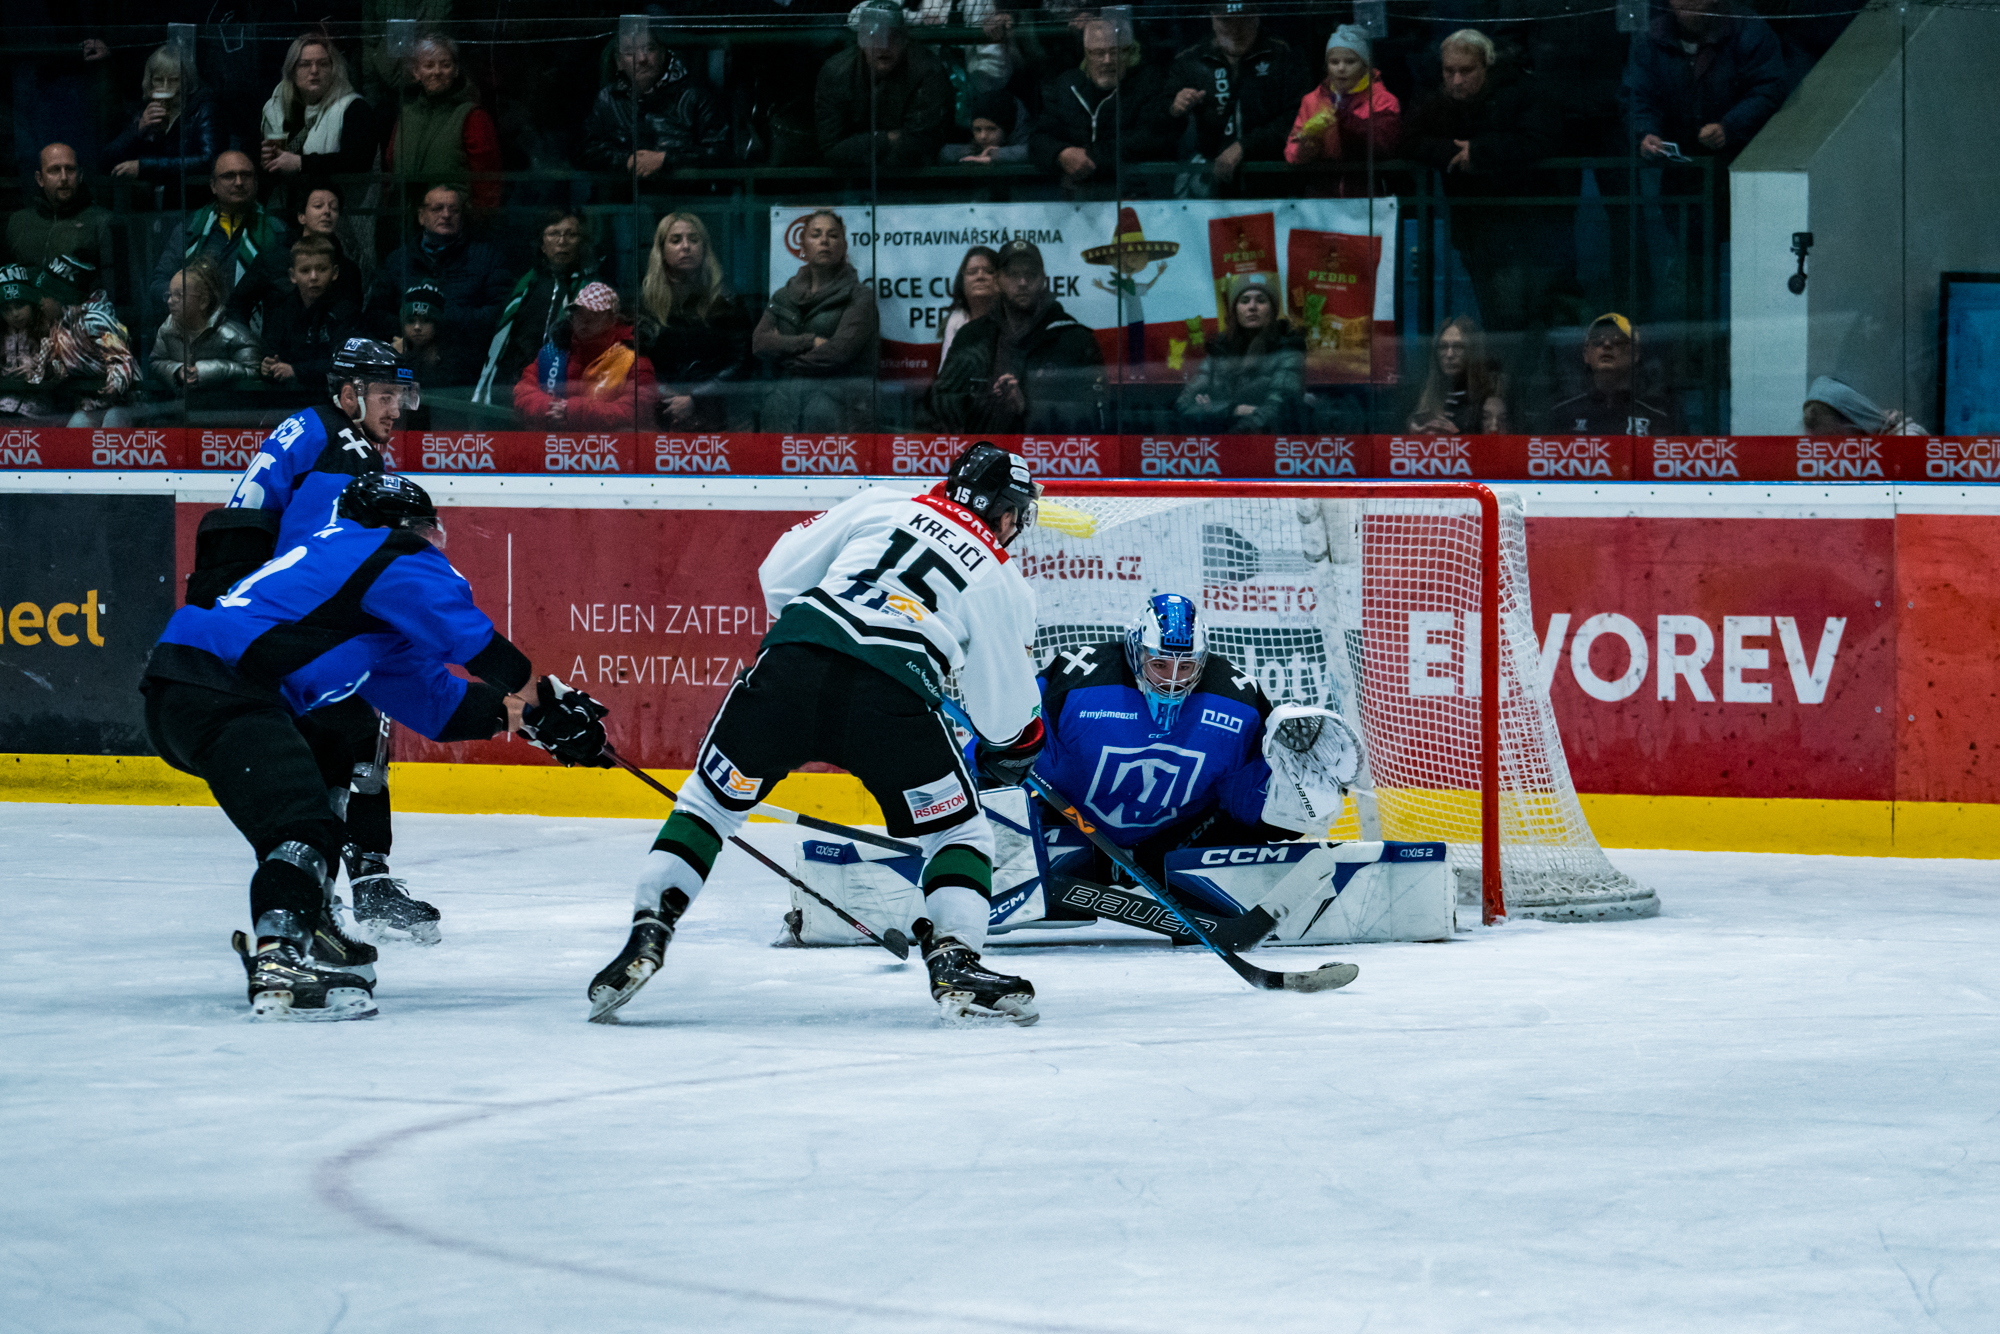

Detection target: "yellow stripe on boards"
[4, 754, 1997, 858]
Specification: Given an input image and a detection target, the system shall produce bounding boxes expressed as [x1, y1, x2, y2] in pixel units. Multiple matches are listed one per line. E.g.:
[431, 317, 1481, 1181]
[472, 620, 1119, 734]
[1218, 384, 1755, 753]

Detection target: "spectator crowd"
[1, 0, 1861, 435]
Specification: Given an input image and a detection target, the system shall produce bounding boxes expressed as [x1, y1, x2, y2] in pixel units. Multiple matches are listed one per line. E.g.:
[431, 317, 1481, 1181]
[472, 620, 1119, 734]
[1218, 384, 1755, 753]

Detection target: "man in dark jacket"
[1161, 3, 1310, 191]
[580, 21, 730, 181]
[7, 143, 115, 275]
[1031, 17, 1174, 197]
[816, 1, 955, 174]
[364, 184, 513, 382]
[147, 152, 290, 325]
[1405, 30, 1566, 333]
[1538, 312, 1681, 436]
[932, 240, 1104, 434]
[1625, 0, 1787, 168]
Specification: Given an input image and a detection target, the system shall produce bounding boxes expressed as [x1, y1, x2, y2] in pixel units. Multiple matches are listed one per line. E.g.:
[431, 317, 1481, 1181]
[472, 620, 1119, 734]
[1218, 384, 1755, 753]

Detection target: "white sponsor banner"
[766, 199, 1399, 382]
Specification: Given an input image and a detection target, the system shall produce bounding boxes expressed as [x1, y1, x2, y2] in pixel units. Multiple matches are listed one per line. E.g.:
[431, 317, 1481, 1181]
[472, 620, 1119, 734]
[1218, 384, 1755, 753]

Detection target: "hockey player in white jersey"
[588, 444, 1047, 1025]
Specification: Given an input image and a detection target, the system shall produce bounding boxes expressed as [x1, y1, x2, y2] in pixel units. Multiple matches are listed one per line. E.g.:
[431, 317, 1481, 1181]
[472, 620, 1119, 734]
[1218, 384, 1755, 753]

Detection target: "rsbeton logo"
[1794, 436, 1883, 479]
[420, 432, 497, 472]
[652, 434, 732, 474]
[1652, 438, 1740, 479]
[1, 427, 44, 466]
[543, 434, 622, 472]
[1387, 436, 1472, 477]
[2, 591, 106, 647]
[89, 430, 171, 467]
[1925, 437, 1999, 480]
[200, 429, 264, 470]
[1528, 436, 1616, 478]
[1138, 436, 1221, 477]
[890, 434, 966, 475]
[1019, 436, 1105, 476]
[779, 435, 861, 474]
[1274, 436, 1360, 476]
[1203, 581, 1318, 614]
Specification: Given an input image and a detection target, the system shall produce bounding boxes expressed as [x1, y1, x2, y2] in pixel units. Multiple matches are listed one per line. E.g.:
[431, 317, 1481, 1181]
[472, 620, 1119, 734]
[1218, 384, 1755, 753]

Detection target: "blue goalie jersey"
[1031, 639, 1275, 848]
[225, 404, 385, 547]
[147, 514, 507, 742]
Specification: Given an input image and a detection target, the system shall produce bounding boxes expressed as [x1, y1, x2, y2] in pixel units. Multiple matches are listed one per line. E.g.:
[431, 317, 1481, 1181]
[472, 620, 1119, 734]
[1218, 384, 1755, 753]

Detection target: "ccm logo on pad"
[1199, 847, 1294, 866]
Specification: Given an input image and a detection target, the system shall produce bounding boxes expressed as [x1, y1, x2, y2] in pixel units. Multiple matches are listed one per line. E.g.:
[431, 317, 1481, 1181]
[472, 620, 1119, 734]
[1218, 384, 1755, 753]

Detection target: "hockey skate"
[231, 932, 377, 1021]
[914, 919, 1039, 1026]
[587, 891, 690, 1022]
[345, 847, 441, 945]
[307, 902, 378, 985]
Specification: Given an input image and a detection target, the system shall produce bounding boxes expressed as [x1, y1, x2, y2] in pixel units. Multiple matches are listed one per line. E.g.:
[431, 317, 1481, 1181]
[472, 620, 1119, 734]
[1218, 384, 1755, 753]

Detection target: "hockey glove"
[518, 676, 614, 768]
[976, 716, 1045, 787]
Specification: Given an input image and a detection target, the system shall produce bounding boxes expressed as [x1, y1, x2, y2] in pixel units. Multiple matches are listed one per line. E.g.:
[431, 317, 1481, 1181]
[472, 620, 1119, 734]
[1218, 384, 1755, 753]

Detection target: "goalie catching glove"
[1259, 704, 1363, 834]
[976, 716, 1045, 787]
[518, 676, 614, 768]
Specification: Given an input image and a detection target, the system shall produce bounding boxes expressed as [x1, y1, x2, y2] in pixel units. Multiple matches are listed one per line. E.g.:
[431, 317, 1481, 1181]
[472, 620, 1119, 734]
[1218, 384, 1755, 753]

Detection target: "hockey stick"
[939, 698, 1355, 994]
[601, 744, 920, 857]
[604, 748, 911, 960]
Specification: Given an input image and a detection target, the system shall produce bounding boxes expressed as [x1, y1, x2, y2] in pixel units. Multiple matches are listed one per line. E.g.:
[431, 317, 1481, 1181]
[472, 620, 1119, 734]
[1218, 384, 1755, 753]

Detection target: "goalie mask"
[1126, 593, 1207, 730]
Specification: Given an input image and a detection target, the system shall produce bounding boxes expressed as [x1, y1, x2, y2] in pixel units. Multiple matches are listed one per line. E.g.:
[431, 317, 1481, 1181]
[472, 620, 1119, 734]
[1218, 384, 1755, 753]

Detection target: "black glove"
[518, 676, 613, 768]
[976, 716, 1045, 787]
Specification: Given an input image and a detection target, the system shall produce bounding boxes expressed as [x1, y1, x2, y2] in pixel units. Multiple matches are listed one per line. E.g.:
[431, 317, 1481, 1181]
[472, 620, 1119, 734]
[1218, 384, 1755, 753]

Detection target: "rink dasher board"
[6, 472, 2000, 518]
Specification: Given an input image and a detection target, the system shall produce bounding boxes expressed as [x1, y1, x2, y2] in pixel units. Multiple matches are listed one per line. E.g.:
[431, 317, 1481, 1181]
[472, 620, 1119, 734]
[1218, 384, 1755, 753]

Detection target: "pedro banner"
[768, 199, 1400, 386]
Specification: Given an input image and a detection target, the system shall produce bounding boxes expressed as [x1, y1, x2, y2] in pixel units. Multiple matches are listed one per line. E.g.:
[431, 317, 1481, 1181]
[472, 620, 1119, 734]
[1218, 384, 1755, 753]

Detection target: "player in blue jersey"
[1031, 593, 1360, 896]
[187, 338, 437, 942]
[142, 473, 612, 1020]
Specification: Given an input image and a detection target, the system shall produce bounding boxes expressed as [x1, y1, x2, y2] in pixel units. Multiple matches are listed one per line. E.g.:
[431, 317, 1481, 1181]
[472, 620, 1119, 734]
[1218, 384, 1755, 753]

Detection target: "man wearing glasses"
[147, 150, 290, 321]
[1540, 312, 1682, 437]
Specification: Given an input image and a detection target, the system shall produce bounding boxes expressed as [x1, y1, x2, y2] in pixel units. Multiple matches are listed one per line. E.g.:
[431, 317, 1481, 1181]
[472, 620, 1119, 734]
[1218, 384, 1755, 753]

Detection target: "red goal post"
[1023, 479, 1654, 926]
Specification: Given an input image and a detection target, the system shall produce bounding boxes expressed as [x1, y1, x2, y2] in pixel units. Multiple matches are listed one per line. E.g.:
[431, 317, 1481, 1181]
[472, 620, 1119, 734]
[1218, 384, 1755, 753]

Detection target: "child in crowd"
[392, 284, 450, 428]
[33, 254, 139, 425]
[0, 265, 51, 418]
[942, 90, 1031, 165]
[259, 236, 358, 393]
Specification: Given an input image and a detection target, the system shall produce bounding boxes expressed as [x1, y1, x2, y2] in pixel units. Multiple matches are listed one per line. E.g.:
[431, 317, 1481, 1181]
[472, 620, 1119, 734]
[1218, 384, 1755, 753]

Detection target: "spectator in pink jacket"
[1285, 25, 1400, 181]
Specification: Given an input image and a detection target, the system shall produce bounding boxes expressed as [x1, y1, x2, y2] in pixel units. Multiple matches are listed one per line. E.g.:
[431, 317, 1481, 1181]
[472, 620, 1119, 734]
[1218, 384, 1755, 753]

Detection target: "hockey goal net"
[1013, 480, 1656, 925]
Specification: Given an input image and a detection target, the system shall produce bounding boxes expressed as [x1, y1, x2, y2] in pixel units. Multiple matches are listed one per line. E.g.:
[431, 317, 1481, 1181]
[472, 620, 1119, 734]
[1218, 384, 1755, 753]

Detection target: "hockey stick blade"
[602, 744, 919, 856]
[606, 750, 911, 960]
[937, 698, 1354, 994]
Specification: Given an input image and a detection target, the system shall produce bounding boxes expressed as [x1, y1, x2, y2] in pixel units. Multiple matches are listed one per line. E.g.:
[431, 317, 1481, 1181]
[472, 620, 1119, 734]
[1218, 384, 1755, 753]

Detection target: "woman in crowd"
[148, 258, 262, 411]
[1406, 316, 1506, 434]
[385, 34, 503, 211]
[752, 209, 879, 431]
[1175, 274, 1304, 434]
[1285, 25, 1400, 187]
[476, 208, 603, 405]
[938, 245, 999, 368]
[258, 33, 379, 181]
[513, 281, 658, 429]
[635, 211, 751, 430]
[103, 44, 224, 200]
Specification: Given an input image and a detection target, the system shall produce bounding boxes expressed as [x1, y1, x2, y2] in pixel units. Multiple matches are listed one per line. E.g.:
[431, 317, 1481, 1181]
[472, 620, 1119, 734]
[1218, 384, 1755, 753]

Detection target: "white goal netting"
[1010, 488, 1657, 923]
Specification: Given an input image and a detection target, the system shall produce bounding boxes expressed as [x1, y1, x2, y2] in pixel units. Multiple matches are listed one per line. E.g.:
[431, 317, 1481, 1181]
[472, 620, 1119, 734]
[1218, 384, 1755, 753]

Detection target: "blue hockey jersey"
[225, 404, 384, 547]
[147, 514, 517, 742]
[1032, 640, 1274, 847]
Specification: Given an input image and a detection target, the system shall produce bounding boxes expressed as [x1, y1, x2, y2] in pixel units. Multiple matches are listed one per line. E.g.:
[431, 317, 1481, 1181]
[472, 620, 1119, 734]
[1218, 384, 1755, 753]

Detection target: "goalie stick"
[938, 698, 1356, 994]
[604, 748, 911, 960]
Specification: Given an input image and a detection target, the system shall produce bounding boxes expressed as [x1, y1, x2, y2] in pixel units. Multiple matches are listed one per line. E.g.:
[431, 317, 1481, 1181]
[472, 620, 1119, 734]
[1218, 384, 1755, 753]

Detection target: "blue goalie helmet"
[1126, 593, 1207, 729]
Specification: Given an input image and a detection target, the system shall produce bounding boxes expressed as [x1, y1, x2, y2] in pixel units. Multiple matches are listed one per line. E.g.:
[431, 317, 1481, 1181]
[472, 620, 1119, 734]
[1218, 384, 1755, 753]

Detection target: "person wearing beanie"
[942, 88, 1032, 165]
[513, 281, 658, 430]
[1176, 271, 1305, 433]
[1802, 376, 1928, 436]
[1164, 3, 1311, 192]
[1285, 25, 1401, 187]
[31, 253, 139, 425]
[0, 264, 52, 419]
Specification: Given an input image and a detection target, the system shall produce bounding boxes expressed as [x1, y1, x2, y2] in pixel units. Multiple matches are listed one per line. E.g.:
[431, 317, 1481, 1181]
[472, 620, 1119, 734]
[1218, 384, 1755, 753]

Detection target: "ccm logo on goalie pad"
[1198, 845, 1307, 866]
[904, 775, 969, 823]
[700, 744, 764, 801]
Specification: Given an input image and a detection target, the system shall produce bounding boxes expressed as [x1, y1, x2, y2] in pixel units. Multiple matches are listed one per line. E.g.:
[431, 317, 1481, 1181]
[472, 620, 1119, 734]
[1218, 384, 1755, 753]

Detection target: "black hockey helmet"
[338, 472, 445, 548]
[944, 442, 1037, 546]
[328, 336, 421, 408]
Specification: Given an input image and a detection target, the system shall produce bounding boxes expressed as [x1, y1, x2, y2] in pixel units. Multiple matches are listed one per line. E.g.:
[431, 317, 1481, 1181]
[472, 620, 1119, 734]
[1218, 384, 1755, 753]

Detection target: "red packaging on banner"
[1373, 434, 1633, 479]
[1286, 229, 1381, 382]
[1207, 212, 1278, 324]
[1015, 434, 1117, 477]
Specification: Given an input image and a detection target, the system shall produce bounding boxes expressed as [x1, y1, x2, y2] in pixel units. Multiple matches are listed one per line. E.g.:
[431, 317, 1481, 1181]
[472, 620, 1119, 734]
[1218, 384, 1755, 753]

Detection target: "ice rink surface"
[3, 802, 1996, 1334]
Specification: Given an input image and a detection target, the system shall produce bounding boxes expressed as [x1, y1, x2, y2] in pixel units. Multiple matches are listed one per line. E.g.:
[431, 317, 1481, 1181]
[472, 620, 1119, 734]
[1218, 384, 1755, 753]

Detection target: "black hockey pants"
[302, 694, 393, 855]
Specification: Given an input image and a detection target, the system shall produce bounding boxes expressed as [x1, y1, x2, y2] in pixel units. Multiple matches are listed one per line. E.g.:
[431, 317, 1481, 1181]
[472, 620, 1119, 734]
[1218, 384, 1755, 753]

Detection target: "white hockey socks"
[634, 778, 744, 913]
[916, 815, 997, 951]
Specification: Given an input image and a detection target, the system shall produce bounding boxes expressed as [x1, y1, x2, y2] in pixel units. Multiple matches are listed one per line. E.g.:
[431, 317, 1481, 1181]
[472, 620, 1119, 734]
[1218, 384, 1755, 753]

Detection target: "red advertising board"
[0, 426, 187, 469]
[1634, 435, 1937, 482]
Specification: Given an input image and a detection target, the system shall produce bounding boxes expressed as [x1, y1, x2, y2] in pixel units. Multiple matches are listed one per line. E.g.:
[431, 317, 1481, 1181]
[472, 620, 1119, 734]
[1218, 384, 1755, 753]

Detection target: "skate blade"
[250, 988, 378, 1022]
[936, 990, 1040, 1027]
[357, 918, 442, 947]
[587, 960, 657, 1023]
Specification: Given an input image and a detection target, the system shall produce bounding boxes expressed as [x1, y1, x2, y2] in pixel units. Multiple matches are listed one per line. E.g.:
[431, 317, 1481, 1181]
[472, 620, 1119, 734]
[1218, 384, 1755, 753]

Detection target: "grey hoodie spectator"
[816, 1, 956, 174]
[1626, 0, 1788, 165]
[580, 23, 730, 180]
